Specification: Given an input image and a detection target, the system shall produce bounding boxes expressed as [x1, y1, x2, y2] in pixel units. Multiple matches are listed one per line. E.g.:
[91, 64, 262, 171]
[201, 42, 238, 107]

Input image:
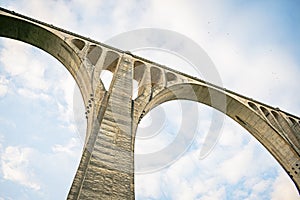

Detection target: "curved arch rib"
[134, 65, 300, 193]
[1, 7, 299, 199]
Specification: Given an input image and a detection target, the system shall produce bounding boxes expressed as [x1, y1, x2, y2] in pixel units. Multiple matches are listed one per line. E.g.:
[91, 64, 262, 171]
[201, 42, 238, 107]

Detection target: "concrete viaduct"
[0, 7, 299, 199]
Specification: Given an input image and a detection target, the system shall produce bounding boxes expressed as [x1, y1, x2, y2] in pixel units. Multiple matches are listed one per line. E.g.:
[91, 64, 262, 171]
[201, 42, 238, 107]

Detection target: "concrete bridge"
[0, 7, 299, 199]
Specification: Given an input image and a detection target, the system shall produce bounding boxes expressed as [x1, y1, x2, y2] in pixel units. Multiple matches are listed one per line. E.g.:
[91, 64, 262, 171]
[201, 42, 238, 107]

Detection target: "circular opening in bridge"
[0, 38, 85, 199]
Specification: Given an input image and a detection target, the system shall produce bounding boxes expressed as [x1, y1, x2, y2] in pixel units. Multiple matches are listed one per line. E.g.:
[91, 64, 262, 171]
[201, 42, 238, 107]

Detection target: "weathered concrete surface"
[68, 55, 135, 199]
[0, 7, 299, 199]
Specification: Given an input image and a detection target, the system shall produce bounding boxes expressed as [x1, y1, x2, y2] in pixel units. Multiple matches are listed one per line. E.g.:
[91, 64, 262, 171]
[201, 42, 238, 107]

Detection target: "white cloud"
[136, 115, 299, 199]
[52, 137, 81, 157]
[217, 141, 254, 184]
[0, 76, 9, 98]
[5, 1, 78, 31]
[271, 170, 299, 200]
[0, 1, 299, 199]
[208, 38, 300, 115]
[55, 74, 77, 122]
[0, 137, 83, 198]
[17, 88, 50, 101]
[55, 76, 87, 141]
[0, 40, 49, 91]
[246, 179, 272, 199]
[218, 120, 244, 148]
[0, 35, 84, 134]
[135, 172, 164, 199]
[199, 187, 226, 200]
[0, 134, 4, 151]
[0, 146, 40, 190]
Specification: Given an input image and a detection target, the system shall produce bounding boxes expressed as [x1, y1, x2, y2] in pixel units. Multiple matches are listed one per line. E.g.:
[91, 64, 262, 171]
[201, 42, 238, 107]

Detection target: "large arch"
[0, 8, 97, 199]
[139, 82, 300, 192]
[0, 7, 100, 149]
[1, 6, 299, 198]
[134, 99, 299, 199]
[0, 8, 91, 105]
[0, 8, 135, 199]
[0, 37, 86, 199]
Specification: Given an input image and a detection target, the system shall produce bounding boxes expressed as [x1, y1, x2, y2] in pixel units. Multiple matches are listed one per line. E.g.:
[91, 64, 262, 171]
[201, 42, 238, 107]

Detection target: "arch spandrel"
[1, 6, 300, 198]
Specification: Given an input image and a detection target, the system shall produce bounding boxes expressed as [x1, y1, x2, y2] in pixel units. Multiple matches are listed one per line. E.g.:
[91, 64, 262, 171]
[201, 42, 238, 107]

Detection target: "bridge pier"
[0, 7, 299, 198]
[68, 56, 135, 199]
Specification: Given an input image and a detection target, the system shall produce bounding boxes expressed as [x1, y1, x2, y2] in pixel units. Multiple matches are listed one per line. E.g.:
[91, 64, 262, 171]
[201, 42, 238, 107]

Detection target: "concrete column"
[68, 55, 135, 200]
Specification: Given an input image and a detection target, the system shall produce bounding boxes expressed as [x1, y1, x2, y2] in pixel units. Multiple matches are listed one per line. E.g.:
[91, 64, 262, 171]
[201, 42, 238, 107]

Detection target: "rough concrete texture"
[0, 7, 299, 199]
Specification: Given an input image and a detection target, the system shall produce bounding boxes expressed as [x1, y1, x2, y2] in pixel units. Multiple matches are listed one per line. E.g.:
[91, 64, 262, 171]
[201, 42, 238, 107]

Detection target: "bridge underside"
[0, 7, 299, 199]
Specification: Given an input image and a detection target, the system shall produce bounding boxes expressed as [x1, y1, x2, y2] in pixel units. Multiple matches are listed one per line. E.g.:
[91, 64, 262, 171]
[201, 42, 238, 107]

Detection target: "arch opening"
[136, 82, 300, 194]
[134, 99, 299, 199]
[102, 51, 119, 72]
[87, 45, 102, 66]
[0, 38, 85, 199]
[0, 13, 89, 199]
[166, 71, 177, 82]
[248, 101, 259, 112]
[132, 79, 139, 100]
[260, 106, 282, 131]
[100, 69, 113, 91]
[71, 38, 85, 50]
[0, 13, 91, 104]
[133, 61, 146, 100]
[289, 117, 300, 133]
[98, 51, 119, 91]
[150, 66, 162, 86]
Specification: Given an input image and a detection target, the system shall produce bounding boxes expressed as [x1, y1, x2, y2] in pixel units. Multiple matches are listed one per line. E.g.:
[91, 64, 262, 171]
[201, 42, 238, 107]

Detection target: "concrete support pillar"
[68, 55, 135, 200]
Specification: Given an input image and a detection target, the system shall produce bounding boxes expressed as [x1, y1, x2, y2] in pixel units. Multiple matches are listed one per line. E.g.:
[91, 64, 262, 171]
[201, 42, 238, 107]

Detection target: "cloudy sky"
[0, 0, 300, 199]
